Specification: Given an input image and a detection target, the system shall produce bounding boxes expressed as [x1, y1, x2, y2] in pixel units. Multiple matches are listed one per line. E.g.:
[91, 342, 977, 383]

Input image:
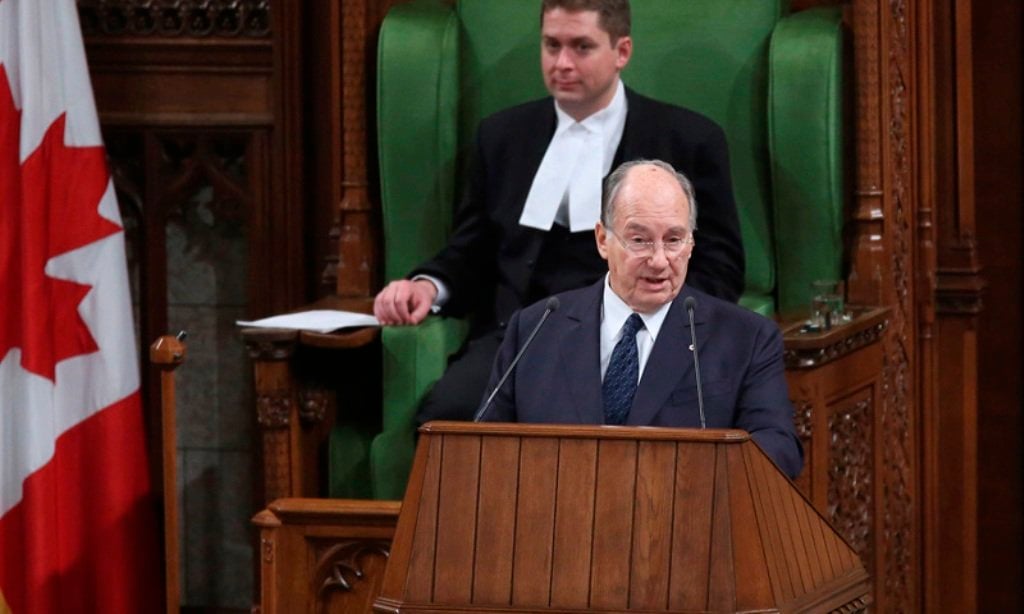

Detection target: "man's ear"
[595, 222, 610, 260]
[615, 36, 632, 70]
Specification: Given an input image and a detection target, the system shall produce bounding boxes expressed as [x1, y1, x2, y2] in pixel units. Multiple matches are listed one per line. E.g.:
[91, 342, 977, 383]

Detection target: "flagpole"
[151, 333, 188, 614]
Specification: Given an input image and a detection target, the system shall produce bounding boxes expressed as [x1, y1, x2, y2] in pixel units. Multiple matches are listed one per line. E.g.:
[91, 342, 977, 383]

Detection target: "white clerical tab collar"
[520, 80, 627, 232]
[578, 79, 626, 133]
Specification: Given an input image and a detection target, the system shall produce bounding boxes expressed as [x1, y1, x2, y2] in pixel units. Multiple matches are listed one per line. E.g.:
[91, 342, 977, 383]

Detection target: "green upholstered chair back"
[379, 0, 843, 314]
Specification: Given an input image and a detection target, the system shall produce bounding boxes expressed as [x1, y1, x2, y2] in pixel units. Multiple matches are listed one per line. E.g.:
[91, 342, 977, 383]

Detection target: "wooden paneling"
[432, 435, 480, 603]
[253, 498, 399, 614]
[474, 436, 520, 605]
[629, 441, 676, 609]
[669, 442, 715, 610]
[376, 423, 871, 612]
[972, 2, 1024, 611]
[93, 71, 272, 122]
[510, 438, 558, 607]
[549, 439, 596, 609]
[917, 1, 984, 611]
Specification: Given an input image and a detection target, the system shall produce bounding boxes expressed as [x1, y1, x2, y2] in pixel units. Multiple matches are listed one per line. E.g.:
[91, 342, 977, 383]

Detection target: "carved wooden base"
[253, 498, 399, 614]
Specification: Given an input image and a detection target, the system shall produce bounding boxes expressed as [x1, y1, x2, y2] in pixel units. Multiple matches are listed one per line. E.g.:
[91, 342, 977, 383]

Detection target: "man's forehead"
[614, 168, 690, 219]
[620, 166, 687, 199]
[542, 30, 601, 43]
[615, 203, 691, 231]
[621, 217, 689, 229]
[542, 8, 607, 35]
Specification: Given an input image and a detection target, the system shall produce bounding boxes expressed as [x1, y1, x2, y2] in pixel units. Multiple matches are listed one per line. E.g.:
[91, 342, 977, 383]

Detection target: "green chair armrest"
[380, 316, 470, 428]
[369, 316, 470, 499]
[768, 7, 845, 315]
[377, 0, 461, 280]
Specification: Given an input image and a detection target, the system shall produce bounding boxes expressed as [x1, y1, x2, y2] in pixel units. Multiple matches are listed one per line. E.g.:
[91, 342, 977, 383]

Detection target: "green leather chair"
[330, 0, 845, 500]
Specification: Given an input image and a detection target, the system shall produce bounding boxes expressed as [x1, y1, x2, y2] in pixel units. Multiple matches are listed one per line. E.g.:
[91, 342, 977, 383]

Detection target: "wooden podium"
[374, 422, 870, 613]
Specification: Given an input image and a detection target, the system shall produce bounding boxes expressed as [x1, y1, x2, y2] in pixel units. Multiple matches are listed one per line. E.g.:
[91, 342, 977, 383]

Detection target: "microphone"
[684, 296, 707, 429]
[473, 296, 560, 422]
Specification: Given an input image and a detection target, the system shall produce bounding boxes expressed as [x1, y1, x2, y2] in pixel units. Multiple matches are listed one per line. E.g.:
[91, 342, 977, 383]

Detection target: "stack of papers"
[236, 310, 380, 334]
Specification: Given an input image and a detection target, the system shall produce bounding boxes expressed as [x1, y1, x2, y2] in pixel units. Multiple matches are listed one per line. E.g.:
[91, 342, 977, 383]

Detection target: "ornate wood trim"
[783, 309, 890, 369]
[298, 386, 330, 426]
[315, 540, 392, 596]
[934, 272, 985, 315]
[262, 428, 294, 502]
[254, 499, 400, 613]
[849, 0, 887, 308]
[261, 535, 275, 564]
[832, 596, 872, 613]
[256, 392, 291, 429]
[790, 388, 815, 498]
[828, 395, 874, 565]
[79, 0, 271, 39]
[850, 0, 921, 610]
[244, 330, 299, 361]
[327, 0, 378, 298]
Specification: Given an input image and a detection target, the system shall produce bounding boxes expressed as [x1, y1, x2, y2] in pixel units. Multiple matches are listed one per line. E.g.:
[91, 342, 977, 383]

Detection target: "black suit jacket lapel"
[506, 101, 559, 295]
[612, 88, 651, 169]
[513, 100, 558, 201]
[626, 287, 706, 427]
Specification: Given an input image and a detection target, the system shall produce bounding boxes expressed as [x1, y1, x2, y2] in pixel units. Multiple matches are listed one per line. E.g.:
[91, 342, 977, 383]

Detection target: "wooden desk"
[783, 307, 890, 607]
[241, 295, 379, 503]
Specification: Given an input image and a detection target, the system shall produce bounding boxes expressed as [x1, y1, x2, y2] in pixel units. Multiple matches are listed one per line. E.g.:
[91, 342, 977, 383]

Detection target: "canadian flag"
[0, 0, 161, 612]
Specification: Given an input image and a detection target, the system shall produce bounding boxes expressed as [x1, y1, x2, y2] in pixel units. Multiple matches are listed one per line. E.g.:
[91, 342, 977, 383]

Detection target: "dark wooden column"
[914, 1, 992, 611]
[971, 1, 1023, 611]
[848, 1, 923, 611]
[317, 0, 403, 302]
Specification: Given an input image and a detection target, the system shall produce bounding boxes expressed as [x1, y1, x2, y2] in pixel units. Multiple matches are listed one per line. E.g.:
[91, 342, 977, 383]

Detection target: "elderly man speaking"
[478, 160, 802, 479]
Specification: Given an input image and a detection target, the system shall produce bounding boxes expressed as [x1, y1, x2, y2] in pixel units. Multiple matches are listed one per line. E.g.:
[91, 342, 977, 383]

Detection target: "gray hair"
[601, 159, 698, 233]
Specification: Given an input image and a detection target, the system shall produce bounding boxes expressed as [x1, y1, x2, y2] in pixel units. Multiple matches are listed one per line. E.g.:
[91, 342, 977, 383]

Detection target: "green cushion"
[327, 423, 375, 499]
[457, 0, 549, 140]
[368, 316, 469, 500]
[627, 0, 787, 304]
[378, 0, 462, 280]
[769, 7, 845, 315]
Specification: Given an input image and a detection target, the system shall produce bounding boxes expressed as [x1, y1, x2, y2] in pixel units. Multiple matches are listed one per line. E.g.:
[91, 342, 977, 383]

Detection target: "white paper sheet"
[236, 310, 380, 334]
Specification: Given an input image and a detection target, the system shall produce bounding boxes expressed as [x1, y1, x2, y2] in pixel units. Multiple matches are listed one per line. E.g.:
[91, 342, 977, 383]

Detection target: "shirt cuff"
[411, 274, 449, 314]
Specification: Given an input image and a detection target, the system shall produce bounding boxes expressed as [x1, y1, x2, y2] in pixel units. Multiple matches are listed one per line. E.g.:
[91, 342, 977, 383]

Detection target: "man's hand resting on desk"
[374, 278, 438, 325]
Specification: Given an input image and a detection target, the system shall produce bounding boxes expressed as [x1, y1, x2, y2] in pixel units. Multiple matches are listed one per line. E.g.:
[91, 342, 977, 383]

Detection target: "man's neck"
[558, 102, 604, 123]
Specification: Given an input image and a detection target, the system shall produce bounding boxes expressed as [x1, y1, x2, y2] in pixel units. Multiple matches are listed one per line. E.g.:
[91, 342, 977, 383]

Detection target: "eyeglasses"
[608, 230, 694, 257]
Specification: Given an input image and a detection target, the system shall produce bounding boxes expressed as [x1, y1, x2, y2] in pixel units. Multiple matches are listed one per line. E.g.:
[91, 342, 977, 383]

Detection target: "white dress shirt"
[600, 274, 672, 382]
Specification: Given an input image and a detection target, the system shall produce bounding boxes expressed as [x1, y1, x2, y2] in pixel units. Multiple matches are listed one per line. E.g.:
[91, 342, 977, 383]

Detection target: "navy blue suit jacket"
[480, 280, 803, 479]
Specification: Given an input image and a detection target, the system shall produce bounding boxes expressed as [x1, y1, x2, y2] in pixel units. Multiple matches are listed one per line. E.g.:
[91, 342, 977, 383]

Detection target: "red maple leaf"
[0, 64, 122, 381]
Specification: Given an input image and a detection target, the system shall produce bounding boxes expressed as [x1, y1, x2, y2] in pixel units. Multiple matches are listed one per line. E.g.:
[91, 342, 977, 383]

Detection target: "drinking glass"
[809, 280, 846, 330]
